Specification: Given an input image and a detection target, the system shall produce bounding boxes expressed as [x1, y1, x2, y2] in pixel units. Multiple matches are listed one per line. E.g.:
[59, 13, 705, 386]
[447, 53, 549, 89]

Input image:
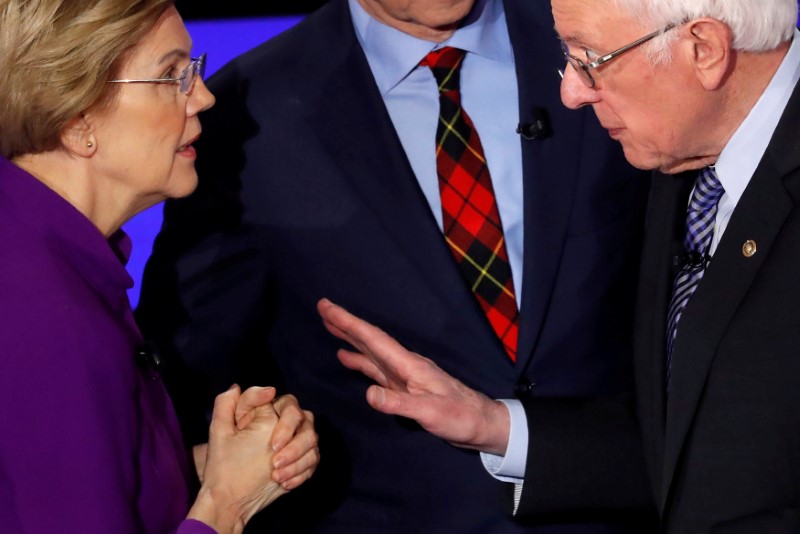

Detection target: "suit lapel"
[635, 171, 693, 504]
[504, 0, 589, 370]
[306, 0, 609, 369]
[661, 81, 800, 507]
[304, 0, 496, 337]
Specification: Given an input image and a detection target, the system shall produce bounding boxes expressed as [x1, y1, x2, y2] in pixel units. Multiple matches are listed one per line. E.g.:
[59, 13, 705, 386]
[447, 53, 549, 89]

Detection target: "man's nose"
[560, 65, 600, 109]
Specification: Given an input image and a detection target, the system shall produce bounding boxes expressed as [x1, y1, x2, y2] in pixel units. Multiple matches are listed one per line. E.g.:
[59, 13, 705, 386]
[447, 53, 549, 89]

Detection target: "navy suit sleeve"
[512, 396, 656, 522]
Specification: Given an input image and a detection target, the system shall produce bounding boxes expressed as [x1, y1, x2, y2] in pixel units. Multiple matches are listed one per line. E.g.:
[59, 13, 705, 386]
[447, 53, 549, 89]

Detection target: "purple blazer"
[0, 157, 214, 534]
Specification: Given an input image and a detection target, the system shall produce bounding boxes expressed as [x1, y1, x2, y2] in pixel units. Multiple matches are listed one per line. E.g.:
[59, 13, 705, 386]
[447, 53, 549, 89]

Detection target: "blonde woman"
[0, 1, 318, 532]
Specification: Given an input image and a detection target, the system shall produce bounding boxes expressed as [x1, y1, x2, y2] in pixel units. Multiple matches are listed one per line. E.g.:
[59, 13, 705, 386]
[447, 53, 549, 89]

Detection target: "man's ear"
[60, 113, 97, 157]
[684, 18, 734, 90]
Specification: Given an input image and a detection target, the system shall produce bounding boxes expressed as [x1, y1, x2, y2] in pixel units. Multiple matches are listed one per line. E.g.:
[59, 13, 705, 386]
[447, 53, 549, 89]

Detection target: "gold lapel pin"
[742, 240, 757, 258]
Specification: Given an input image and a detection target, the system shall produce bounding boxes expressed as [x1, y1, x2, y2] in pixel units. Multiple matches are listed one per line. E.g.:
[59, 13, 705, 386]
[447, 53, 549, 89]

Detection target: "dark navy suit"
[137, 0, 654, 531]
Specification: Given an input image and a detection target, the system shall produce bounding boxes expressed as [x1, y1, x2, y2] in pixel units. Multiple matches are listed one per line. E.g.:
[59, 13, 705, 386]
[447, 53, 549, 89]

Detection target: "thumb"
[235, 386, 277, 429]
[366, 385, 404, 415]
[245, 402, 280, 431]
[209, 384, 240, 438]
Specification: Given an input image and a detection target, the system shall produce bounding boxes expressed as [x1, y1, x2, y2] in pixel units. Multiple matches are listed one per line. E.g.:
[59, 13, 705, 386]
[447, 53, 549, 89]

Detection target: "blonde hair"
[0, 0, 174, 159]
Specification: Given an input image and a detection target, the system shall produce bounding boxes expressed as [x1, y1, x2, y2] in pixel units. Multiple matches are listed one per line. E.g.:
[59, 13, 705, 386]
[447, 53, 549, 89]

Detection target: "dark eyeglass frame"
[108, 53, 207, 95]
[560, 24, 678, 88]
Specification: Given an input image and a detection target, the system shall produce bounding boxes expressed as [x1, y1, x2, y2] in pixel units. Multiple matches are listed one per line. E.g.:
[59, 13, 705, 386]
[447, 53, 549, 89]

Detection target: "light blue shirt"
[491, 29, 800, 488]
[712, 29, 800, 253]
[348, 0, 525, 303]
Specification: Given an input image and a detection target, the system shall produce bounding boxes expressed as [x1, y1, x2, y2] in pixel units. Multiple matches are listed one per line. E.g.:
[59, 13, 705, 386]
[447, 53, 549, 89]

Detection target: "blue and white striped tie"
[666, 166, 725, 386]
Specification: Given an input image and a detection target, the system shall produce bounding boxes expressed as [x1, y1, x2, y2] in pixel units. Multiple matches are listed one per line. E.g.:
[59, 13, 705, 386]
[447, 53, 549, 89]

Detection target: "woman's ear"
[61, 113, 97, 157]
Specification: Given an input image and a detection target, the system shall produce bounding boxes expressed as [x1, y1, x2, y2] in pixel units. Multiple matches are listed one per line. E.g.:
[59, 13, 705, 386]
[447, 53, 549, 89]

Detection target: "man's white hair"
[613, 0, 798, 63]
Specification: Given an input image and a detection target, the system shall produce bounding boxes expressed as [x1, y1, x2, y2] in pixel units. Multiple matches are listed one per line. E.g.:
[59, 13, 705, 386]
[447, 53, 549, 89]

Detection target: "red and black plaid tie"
[421, 47, 519, 362]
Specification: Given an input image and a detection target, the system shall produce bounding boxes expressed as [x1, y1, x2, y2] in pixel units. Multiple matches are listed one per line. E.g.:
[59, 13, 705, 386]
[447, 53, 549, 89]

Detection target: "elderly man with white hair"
[318, 0, 800, 531]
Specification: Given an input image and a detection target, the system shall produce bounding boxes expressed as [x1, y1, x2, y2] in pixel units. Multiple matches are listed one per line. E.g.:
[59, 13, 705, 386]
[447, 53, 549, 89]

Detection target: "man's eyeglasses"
[108, 53, 207, 95]
[561, 25, 677, 88]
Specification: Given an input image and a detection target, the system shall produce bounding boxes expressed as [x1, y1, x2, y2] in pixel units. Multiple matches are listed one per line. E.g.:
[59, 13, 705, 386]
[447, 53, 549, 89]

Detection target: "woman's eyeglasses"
[108, 53, 207, 95]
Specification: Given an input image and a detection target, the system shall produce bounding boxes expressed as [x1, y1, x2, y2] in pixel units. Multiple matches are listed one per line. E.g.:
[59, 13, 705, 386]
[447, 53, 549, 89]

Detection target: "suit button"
[515, 382, 535, 397]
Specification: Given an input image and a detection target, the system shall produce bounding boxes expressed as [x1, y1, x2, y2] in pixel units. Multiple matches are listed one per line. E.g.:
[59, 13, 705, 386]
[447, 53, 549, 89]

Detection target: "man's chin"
[620, 145, 660, 172]
[619, 144, 713, 175]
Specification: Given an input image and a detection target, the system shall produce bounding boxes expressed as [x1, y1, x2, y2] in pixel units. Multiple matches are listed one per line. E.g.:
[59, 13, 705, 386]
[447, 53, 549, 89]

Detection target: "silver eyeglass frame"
[560, 24, 678, 88]
[107, 53, 207, 95]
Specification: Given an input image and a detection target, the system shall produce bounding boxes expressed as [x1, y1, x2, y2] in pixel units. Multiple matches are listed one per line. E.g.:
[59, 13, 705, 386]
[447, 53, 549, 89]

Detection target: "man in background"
[137, 0, 652, 531]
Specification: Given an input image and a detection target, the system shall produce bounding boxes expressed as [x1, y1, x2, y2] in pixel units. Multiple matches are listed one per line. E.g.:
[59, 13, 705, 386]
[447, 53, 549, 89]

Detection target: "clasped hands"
[188, 385, 319, 534]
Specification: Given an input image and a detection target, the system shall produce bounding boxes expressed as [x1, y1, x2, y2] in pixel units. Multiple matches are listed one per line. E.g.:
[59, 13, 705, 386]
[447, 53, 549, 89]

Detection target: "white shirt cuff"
[479, 398, 528, 482]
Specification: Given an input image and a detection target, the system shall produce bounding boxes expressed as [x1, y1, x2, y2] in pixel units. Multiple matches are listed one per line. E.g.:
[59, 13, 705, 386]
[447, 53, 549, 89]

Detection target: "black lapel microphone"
[516, 107, 551, 140]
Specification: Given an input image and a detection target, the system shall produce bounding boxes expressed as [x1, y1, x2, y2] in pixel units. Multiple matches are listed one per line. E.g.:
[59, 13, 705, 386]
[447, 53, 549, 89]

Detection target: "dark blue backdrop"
[124, 16, 302, 306]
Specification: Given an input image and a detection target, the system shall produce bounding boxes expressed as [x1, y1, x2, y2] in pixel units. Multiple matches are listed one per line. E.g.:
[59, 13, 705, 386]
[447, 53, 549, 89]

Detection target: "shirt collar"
[714, 28, 800, 204]
[348, 0, 513, 95]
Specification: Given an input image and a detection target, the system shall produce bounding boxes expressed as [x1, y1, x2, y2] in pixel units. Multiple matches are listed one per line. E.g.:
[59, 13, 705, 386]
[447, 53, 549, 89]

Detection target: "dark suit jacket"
[632, 79, 800, 533]
[137, 0, 653, 531]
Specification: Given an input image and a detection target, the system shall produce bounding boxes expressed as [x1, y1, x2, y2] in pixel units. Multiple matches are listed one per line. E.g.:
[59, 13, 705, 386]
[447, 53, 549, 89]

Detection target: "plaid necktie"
[666, 166, 725, 384]
[421, 47, 519, 362]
